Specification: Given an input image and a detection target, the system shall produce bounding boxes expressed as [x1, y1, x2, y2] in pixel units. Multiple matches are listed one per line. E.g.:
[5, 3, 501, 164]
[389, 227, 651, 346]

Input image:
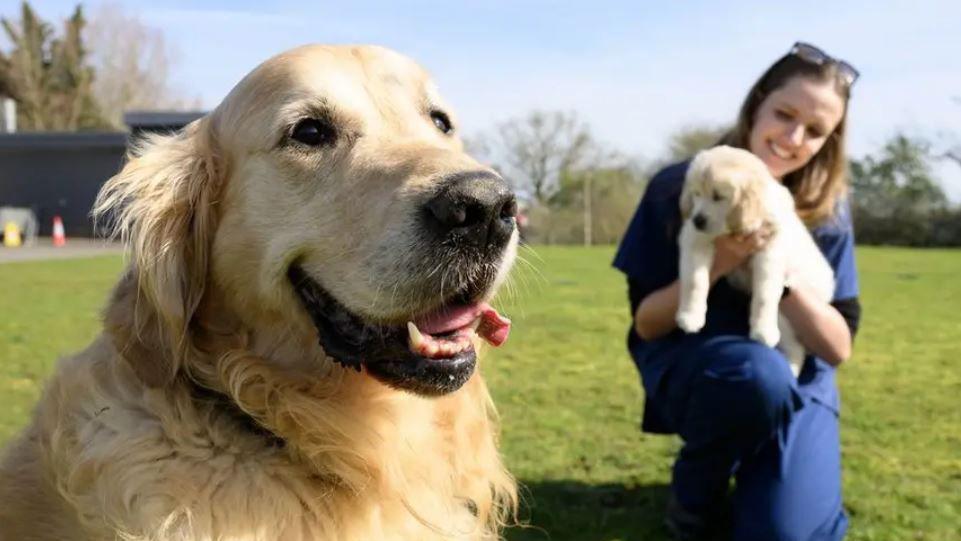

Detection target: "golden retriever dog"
[0, 45, 520, 541]
[676, 146, 835, 375]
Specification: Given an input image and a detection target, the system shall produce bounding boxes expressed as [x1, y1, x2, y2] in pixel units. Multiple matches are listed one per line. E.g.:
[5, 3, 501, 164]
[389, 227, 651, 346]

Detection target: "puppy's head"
[97, 45, 518, 397]
[681, 145, 772, 236]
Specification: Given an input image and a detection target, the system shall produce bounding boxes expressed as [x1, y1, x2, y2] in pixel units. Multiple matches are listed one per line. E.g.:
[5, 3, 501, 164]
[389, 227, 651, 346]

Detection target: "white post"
[583, 172, 593, 246]
[1, 98, 15, 133]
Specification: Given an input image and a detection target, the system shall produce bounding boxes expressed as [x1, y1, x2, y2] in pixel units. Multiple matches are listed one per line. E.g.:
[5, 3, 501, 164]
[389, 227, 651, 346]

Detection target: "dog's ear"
[726, 172, 766, 234]
[103, 270, 179, 387]
[95, 120, 224, 387]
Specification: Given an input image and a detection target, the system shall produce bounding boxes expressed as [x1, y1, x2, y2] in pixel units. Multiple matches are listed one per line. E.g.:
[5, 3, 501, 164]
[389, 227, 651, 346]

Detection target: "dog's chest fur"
[13, 338, 490, 541]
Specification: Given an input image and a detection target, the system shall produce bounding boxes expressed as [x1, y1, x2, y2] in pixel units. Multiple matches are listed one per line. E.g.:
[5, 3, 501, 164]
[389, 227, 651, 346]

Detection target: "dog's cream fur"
[0, 45, 517, 541]
[676, 146, 835, 375]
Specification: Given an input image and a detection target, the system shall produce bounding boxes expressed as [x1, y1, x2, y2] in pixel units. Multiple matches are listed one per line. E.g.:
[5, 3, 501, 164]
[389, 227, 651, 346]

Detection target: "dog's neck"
[185, 375, 287, 447]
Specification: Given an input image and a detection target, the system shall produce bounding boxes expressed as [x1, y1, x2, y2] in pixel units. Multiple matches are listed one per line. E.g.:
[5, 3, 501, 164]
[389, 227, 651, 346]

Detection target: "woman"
[613, 42, 861, 541]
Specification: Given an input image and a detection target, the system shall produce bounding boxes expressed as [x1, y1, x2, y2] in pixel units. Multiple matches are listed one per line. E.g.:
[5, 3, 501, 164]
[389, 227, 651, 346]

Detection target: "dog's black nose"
[426, 172, 516, 248]
[692, 214, 707, 231]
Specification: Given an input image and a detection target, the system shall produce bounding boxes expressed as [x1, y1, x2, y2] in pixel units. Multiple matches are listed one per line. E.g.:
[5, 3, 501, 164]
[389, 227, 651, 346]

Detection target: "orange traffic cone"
[52, 215, 66, 247]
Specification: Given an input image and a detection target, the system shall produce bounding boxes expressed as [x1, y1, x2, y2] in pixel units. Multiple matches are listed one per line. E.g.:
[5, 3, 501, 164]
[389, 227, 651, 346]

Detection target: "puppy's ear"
[95, 120, 224, 387]
[681, 152, 707, 218]
[727, 172, 766, 234]
[680, 183, 694, 218]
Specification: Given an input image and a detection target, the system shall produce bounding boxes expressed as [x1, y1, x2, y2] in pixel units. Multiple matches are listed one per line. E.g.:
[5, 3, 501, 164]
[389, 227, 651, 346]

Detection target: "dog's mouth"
[287, 265, 510, 396]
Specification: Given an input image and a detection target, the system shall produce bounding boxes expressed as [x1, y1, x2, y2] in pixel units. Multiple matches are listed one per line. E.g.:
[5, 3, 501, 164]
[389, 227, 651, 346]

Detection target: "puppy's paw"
[750, 322, 780, 347]
[676, 309, 706, 333]
[788, 360, 803, 378]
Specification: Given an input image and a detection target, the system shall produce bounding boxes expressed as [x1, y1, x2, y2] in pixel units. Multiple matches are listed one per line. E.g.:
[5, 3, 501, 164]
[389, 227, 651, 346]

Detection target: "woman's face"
[748, 76, 845, 179]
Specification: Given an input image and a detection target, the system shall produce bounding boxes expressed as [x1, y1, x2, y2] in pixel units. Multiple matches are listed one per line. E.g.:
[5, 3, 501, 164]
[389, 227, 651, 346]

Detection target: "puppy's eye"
[712, 191, 723, 202]
[291, 118, 337, 147]
[430, 110, 454, 134]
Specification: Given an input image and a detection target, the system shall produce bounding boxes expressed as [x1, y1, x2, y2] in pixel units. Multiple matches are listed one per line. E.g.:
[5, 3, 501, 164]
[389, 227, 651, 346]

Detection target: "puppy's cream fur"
[676, 146, 835, 375]
[0, 45, 517, 541]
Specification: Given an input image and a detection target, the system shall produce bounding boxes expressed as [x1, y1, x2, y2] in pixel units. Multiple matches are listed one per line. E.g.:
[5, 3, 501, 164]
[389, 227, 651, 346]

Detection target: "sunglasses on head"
[790, 41, 859, 87]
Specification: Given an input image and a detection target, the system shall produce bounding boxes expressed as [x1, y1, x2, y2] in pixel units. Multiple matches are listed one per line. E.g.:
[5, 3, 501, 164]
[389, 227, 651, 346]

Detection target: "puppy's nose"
[692, 214, 707, 231]
[426, 172, 516, 248]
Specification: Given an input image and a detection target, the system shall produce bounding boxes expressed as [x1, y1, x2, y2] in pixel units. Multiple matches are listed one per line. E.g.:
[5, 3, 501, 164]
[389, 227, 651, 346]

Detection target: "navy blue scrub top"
[613, 161, 860, 433]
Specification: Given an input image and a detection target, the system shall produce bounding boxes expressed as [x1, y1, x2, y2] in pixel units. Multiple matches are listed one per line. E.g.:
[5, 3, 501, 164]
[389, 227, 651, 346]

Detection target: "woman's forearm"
[780, 281, 852, 366]
[635, 271, 724, 341]
[634, 280, 682, 340]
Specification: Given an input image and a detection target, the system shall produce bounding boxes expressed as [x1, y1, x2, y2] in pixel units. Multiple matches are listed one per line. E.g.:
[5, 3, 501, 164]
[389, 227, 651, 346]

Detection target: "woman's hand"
[709, 231, 770, 284]
[635, 229, 772, 342]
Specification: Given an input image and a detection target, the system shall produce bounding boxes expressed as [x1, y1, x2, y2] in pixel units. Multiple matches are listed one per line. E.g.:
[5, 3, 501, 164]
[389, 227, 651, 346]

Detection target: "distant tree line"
[849, 135, 961, 246]
[3, 3, 958, 247]
[471, 111, 961, 247]
[0, 1, 198, 131]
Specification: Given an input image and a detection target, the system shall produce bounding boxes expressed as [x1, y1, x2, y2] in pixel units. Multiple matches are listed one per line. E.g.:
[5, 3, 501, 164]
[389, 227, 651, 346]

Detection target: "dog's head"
[98, 45, 518, 397]
[681, 145, 772, 236]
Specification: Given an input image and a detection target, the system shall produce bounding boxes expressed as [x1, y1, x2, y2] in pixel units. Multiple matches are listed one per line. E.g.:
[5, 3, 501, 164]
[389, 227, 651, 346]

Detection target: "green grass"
[0, 256, 125, 440]
[1, 247, 960, 540]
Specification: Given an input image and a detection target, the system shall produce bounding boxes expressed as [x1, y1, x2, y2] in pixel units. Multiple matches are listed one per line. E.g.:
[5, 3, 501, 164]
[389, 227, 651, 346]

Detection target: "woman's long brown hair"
[721, 54, 852, 226]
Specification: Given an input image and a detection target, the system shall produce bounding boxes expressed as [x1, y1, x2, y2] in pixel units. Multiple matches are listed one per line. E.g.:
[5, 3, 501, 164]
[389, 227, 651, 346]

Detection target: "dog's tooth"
[407, 322, 424, 349]
[426, 342, 439, 357]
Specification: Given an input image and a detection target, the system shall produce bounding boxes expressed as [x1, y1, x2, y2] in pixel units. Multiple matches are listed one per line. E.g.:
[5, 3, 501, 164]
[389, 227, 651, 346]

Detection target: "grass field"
[1, 246, 959, 540]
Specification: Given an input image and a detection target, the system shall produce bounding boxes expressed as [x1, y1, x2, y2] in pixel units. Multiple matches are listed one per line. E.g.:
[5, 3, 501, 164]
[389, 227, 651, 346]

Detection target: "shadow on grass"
[505, 480, 674, 541]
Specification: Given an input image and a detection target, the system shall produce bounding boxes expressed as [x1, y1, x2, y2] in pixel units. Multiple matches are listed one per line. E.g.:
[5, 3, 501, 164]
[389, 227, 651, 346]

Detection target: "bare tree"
[941, 96, 961, 168]
[86, 2, 201, 128]
[495, 110, 595, 206]
[0, 2, 108, 130]
[942, 148, 961, 168]
[665, 123, 729, 162]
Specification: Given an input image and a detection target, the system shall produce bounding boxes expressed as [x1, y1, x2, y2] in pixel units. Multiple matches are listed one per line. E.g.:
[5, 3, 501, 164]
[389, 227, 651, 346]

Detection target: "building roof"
[123, 111, 206, 130]
[0, 132, 128, 149]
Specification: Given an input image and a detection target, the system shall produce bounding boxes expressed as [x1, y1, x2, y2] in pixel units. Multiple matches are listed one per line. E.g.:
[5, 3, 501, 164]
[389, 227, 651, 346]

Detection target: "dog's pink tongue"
[415, 303, 511, 347]
[477, 307, 511, 347]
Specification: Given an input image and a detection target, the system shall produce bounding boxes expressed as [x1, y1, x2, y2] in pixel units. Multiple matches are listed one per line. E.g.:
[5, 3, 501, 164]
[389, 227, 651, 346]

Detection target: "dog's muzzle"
[692, 213, 707, 231]
[288, 264, 512, 397]
[424, 171, 517, 251]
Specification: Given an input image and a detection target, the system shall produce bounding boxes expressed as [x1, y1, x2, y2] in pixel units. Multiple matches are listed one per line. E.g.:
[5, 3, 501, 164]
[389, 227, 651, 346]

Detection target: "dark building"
[0, 111, 204, 237]
[123, 111, 207, 142]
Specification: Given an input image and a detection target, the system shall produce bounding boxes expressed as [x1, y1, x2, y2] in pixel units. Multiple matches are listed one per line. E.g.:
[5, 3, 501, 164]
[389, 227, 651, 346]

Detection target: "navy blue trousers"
[652, 335, 848, 541]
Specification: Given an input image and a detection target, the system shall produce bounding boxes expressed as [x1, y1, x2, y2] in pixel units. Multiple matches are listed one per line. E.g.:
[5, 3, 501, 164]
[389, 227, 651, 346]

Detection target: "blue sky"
[6, 0, 961, 199]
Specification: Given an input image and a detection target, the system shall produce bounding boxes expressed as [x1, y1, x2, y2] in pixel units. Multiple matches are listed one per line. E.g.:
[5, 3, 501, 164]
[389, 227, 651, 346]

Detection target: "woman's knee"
[696, 340, 798, 433]
[745, 347, 797, 415]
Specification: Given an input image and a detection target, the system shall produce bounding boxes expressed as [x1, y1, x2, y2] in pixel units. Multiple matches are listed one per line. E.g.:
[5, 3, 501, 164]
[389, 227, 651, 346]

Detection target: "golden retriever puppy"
[676, 146, 835, 375]
[0, 45, 520, 541]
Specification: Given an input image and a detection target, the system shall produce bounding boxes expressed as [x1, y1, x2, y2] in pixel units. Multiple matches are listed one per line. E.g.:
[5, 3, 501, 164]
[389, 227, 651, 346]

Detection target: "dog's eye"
[712, 191, 723, 202]
[291, 118, 337, 147]
[430, 110, 454, 135]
